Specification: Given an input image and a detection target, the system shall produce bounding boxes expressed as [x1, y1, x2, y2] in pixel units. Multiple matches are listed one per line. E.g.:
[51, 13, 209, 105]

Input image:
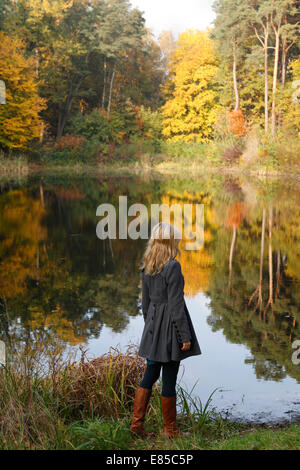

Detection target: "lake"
[1, 170, 300, 424]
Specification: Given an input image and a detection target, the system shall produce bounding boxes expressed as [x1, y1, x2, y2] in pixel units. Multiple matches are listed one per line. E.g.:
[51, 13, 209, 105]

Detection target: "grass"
[66, 418, 300, 451]
[0, 343, 299, 450]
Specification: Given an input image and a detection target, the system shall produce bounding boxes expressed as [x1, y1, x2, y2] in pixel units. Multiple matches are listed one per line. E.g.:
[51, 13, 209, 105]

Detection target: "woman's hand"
[181, 342, 191, 351]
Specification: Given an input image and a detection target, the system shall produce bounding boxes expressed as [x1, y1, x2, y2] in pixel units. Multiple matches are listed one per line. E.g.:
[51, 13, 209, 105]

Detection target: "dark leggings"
[139, 361, 180, 397]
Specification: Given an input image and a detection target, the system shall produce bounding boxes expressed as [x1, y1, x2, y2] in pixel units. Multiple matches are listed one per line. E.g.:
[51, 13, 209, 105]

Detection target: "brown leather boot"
[161, 395, 183, 438]
[130, 386, 152, 437]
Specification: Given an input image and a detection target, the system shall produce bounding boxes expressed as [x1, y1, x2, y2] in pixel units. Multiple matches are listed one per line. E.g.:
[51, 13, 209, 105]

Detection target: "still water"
[1, 170, 300, 423]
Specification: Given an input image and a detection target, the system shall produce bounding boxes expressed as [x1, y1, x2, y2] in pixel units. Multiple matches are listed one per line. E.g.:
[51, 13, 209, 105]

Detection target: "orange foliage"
[227, 109, 248, 137]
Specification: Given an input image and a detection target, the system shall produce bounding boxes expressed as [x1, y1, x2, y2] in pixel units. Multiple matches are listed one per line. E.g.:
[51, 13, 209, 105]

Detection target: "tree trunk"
[281, 37, 287, 87]
[40, 184, 45, 208]
[35, 48, 39, 78]
[57, 110, 64, 139]
[57, 79, 83, 139]
[102, 58, 107, 109]
[281, 15, 295, 88]
[233, 39, 240, 111]
[107, 66, 116, 117]
[252, 16, 270, 133]
[264, 33, 269, 134]
[271, 15, 281, 137]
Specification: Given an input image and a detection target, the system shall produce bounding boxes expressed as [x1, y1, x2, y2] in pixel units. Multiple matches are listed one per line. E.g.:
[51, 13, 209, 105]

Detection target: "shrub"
[227, 109, 248, 137]
[109, 108, 139, 143]
[67, 110, 112, 143]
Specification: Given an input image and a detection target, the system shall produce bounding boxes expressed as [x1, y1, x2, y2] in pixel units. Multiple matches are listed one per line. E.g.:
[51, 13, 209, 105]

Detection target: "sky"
[130, 0, 216, 39]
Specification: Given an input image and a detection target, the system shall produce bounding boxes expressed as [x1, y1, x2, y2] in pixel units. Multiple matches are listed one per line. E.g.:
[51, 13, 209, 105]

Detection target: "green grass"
[210, 424, 300, 450]
[64, 416, 300, 451]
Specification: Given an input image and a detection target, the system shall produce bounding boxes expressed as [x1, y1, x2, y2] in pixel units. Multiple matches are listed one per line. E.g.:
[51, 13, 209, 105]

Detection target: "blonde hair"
[141, 222, 181, 275]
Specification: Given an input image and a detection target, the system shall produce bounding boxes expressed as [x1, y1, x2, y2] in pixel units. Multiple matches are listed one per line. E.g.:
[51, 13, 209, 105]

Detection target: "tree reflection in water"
[0, 172, 300, 386]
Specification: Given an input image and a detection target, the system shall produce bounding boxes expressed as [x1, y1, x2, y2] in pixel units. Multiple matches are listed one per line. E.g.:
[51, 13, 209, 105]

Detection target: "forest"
[0, 0, 299, 168]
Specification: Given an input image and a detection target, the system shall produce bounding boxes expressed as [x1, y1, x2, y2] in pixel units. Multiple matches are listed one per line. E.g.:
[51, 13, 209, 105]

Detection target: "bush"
[67, 110, 112, 143]
[109, 108, 139, 143]
[42, 132, 109, 166]
[227, 109, 248, 137]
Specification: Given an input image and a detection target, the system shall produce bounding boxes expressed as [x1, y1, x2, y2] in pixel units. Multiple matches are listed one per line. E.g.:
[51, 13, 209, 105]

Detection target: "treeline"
[0, 0, 299, 160]
[0, 0, 165, 152]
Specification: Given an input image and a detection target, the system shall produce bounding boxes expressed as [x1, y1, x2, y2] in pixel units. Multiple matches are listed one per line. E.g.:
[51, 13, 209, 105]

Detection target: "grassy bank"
[0, 345, 299, 450]
[1, 133, 300, 178]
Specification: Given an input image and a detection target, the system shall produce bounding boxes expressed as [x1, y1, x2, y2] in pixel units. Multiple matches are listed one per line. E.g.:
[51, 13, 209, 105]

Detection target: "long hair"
[141, 222, 181, 275]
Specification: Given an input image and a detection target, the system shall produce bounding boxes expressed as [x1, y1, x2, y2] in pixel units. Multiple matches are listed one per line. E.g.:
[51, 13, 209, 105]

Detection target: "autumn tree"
[5, 0, 148, 138]
[0, 32, 45, 150]
[161, 30, 220, 143]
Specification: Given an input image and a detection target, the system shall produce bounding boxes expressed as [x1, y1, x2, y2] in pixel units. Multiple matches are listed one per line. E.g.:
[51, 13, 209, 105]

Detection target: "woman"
[130, 222, 201, 438]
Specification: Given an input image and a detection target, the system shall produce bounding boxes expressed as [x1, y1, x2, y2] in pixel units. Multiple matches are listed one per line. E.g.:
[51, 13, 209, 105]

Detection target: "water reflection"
[0, 172, 300, 421]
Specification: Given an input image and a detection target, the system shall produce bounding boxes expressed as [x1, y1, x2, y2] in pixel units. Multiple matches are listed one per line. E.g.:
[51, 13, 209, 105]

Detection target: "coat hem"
[138, 349, 201, 363]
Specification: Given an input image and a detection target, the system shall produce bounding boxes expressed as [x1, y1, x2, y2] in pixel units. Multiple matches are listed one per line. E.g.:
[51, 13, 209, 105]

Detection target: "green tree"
[4, 0, 147, 138]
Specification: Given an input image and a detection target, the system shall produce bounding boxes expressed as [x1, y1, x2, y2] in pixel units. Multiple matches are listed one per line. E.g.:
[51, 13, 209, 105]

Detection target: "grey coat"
[138, 259, 201, 363]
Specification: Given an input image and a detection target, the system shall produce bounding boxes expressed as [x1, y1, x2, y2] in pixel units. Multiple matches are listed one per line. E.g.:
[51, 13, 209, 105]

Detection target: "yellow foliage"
[278, 56, 300, 138]
[161, 30, 220, 143]
[0, 32, 46, 150]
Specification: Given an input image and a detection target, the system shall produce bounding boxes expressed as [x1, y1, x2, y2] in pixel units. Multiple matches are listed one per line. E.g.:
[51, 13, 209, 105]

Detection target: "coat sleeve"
[141, 271, 150, 321]
[166, 261, 192, 343]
